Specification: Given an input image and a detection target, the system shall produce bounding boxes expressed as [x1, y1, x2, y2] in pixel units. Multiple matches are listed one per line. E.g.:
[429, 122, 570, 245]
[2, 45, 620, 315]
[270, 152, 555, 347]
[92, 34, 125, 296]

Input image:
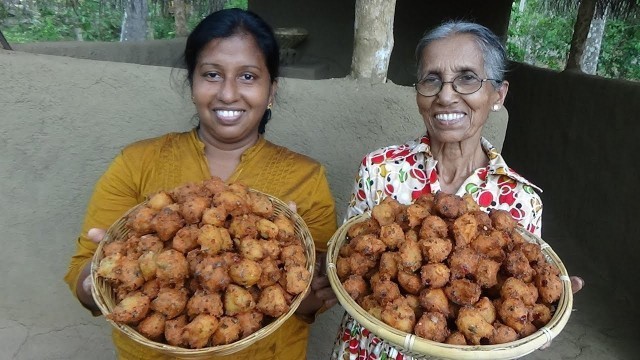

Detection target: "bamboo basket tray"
[91, 190, 316, 359]
[326, 212, 573, 360]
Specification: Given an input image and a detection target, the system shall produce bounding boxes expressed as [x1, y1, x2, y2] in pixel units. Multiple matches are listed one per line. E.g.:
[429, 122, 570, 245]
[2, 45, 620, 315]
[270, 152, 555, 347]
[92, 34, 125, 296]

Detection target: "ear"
[268, 80, 278, 105]
[494, 80, 509, 106]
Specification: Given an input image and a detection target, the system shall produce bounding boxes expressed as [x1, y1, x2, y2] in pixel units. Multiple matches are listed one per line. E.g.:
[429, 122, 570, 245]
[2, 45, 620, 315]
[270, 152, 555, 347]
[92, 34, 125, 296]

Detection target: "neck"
[197, 128, 260, 181]
[431, 137, 488, 194]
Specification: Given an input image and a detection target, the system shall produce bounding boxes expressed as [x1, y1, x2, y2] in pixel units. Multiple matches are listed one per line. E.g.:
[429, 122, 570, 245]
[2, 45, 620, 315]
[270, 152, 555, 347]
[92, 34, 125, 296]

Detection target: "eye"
[421, 76, 440, 84]
[203, 72, 221, 81]
[240, 73, 256, 81]
[458, 74, 478, 82]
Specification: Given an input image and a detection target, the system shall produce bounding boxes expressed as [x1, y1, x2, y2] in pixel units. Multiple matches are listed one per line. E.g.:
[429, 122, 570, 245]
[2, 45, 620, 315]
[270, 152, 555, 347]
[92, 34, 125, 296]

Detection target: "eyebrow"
[198, 62, 262, 71]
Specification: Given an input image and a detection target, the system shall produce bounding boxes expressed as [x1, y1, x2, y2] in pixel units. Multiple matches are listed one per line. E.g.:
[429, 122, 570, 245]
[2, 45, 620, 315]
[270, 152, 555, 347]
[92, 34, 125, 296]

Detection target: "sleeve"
[63, 150, 142, 308]
[345, 154, 377, 221]
[298, 165, 337, 253]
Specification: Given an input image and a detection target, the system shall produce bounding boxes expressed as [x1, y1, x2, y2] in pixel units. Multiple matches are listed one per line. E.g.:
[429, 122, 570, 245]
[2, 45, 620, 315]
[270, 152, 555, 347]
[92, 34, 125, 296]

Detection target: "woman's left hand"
[295, 252, 338, 320]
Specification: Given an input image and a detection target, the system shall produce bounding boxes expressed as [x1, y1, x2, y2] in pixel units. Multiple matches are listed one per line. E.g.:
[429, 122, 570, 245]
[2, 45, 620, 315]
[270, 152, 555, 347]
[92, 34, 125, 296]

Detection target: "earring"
[267, 103, 273, 110]
[492, 104, 501, 111]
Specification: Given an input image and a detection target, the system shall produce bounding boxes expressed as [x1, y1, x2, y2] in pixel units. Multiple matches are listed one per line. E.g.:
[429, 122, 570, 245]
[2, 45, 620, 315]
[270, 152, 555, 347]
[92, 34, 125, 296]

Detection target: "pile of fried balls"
[336, 192, 562, 345]
[96, 177, 311, 349]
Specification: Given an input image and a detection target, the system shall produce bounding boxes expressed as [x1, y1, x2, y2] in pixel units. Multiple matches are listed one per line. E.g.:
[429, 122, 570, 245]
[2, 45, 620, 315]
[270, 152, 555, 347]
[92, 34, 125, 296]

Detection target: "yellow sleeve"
[297, 165, 337, 253]
[63, 150, 142, 306]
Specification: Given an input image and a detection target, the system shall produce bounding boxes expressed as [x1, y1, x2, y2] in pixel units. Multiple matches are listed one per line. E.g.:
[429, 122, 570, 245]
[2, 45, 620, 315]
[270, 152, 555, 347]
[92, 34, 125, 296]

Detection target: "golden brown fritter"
[419, 237, 453, 263]
[107, 291, 150, 324]
[498, 298, 529, 333]
[379, 223, 405, 250]
[474, 258, 501, 289]
[201, 206, 228, 227]
[155, 249, 189, 286]
[490, 322, 518, 344]
[378, 252, 399, 279]
[256, 284, 289, 317]
[147, 191, 174, 211]
[186, 290, 224, 318]
[213, 190, 249, 217]
[397, 270, 423, 295]
[257, 258, 282, 289]
[152, 204, 185, 241]
[171, 225, 200, 254]
[418, 288, 451, 318]
[456, 306, 494, 345]
[371, 202, 396, 226]
[534, 263, 563, 304]
[281, 244, 306, 269]
[445, 279, 481, 306]
[285, 265, 311, 295]
[406, 203, 430, 229]
[180, 195, 211, 224]
[420, 263, 450, 289]
[137, 311, 166, 342]
[343, 275, 369, 301]
[434, 192, 467, 219]
[228, 259, 263, 287]
[397, 237, 422, 272]
[235, 311, 264, 339]
[197, 225, 233, 255]
[471, 233, 505, 262]
[372, 278, 402, 306]
[248, 191, 274, 218]
[500, 277, 539, 306]
[211, 316, 241, 346]
[183, 314, 219, 348]
[381, 299, 416, 333]
[415, 312, 450, 342]
[346, 218, 381, 240]
[452, 212, 479, 249]
[126, 205, 157, 236]
[151, 287, 188, 319]
[445, 331, 467, 345]
[503, 249, 535, 282]
[489, 209, 517, 233]
[164, 315, 187, 347]
[530, 303, 552, 328]
[419, 215, 449, 240]
[448, 247, 480, 280]
[224, 284, 256, 316]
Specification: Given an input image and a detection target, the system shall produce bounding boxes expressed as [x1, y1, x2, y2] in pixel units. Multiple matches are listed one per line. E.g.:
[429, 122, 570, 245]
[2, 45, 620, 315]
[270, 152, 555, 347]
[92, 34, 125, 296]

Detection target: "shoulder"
[122, 131, 192, 155]
[361, 136, 428, 166]
[262, 140, 324, 170]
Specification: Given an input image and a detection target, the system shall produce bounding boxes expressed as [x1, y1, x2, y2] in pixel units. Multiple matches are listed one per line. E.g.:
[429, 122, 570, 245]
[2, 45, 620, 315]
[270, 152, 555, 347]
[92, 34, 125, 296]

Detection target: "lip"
[433, 111, 466, 124]
[213, 108, 245, 123]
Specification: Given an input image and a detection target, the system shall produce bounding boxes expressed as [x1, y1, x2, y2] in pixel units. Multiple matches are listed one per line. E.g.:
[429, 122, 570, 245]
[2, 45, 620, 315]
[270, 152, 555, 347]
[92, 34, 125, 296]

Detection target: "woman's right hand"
[76, 228, 106, 313]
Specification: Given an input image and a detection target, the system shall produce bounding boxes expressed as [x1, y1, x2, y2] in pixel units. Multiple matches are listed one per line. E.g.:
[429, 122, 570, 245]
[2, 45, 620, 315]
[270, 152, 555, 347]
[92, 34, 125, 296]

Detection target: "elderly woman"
[331, 21, 583, 359]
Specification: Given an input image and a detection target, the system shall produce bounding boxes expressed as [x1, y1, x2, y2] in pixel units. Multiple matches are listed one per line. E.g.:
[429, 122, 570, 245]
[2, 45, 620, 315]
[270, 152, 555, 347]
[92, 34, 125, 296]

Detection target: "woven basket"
[327, 212, 573, 360]
[91, 190, 316, 359]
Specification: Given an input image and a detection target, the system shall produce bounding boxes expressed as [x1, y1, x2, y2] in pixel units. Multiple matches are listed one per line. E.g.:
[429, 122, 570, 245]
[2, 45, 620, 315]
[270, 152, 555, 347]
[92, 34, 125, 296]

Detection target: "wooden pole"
[565, 0, 597, 72]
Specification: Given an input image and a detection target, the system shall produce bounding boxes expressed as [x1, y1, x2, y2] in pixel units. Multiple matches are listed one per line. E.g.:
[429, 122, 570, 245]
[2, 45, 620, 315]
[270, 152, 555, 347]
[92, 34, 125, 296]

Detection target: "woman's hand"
[570, 276, 584, 294]
[295, 252, 338, 321]
[76, 228, 105, 313]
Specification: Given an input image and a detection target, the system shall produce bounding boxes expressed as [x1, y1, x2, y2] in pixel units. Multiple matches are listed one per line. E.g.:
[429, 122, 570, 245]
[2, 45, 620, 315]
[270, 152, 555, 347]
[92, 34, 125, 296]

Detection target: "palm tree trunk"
[565, 0, 597, 72]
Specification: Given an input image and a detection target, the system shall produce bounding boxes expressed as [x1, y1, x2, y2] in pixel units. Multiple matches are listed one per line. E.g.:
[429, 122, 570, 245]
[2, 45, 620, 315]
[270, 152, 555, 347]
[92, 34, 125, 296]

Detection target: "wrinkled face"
[416, 33, 508, 144]
[192, 33, 276, 146]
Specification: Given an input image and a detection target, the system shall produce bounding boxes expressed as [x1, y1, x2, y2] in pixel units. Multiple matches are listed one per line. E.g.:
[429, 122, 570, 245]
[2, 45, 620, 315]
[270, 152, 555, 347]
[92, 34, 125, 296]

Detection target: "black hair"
[184, 8, 279, 133]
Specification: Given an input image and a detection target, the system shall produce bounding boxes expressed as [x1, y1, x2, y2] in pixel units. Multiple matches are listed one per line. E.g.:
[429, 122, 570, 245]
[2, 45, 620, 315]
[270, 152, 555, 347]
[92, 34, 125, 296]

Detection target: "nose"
[436, 81, 458, 105]
[218, 78, 239, 103]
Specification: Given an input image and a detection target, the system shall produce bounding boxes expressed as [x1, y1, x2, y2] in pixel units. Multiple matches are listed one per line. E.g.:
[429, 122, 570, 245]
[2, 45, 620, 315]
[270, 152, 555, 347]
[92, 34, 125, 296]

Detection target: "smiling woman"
[63, 8, 338, 360]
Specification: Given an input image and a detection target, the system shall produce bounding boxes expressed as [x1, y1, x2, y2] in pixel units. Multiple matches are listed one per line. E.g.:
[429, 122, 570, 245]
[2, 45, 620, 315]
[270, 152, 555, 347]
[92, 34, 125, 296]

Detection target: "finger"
[323, 298, 338, 309]
[287, 201, 297, 213]
[570, 276, 584, 294]
[82, 275, 93, 294]
[87, 228, 106, 244]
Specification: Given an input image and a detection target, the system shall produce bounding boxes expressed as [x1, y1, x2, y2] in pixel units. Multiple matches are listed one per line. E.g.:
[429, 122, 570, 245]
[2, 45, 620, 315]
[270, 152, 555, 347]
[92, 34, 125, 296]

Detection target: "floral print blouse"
[332, 134, 543, 360]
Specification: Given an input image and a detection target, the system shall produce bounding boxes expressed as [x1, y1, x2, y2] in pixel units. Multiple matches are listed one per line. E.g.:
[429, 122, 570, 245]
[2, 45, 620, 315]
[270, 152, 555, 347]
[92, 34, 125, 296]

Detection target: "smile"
[435, 113, 465, 121]
[215, 110, 244, 120]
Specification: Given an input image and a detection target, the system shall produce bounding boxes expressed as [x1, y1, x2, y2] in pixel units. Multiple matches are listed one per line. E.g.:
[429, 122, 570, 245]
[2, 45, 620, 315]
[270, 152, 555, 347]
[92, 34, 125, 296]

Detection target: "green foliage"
[507, 0, 639, 80]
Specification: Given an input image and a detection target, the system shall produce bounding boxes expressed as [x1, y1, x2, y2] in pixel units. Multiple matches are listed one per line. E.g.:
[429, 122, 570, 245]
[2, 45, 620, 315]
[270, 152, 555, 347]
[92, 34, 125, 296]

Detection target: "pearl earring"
[492, 104, 500, 111]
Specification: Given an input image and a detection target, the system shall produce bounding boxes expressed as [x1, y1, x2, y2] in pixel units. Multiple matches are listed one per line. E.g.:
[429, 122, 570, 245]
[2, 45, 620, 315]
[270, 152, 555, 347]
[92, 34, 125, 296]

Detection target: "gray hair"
[415, 21, 507, 86]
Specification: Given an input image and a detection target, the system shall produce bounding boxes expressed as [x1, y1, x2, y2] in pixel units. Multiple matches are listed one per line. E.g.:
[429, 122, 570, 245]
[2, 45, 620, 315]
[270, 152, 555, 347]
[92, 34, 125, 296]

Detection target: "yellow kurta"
[64, 129, 337, 360]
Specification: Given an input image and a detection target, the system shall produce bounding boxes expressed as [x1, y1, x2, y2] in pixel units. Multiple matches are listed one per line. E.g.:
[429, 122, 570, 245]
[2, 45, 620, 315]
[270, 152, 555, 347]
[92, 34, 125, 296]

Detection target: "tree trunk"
[174, 0, 188, 37]
[565, 0, 597, 72]
[582, 8, 607, 75]
[120, 0, 148, 42]
[350, 0, 397, 83]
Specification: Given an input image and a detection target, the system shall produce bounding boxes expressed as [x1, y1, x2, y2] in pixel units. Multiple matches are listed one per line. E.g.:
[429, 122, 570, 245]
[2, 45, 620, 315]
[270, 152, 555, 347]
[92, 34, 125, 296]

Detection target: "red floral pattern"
[333, 135, 542, 360]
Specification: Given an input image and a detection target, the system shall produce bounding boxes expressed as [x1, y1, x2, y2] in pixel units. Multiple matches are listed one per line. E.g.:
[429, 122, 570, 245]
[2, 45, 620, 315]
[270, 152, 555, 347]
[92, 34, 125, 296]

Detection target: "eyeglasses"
[414, 74, 502, 97]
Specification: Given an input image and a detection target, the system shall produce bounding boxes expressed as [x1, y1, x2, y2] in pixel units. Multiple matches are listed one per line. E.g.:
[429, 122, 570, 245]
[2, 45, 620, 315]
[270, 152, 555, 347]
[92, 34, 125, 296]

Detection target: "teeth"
[435, 113, 464, 121]
[216, 110, 243, 118]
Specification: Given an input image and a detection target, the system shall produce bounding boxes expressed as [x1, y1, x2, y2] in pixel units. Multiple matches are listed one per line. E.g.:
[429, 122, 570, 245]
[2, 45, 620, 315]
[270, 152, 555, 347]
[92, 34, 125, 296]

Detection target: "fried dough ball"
[236, 311, 264, 338]
[406, 203, 430, 228]
[490, 209, 517, 233]
[350, 234, 387, 257]
[195, 257, 231, 293]
[151, 287, 188, 319]
[372, 277, 402, 306]
[509, 229, 527, 248]
[419, 237, 453, 263]
[228, 214, 261, 240]
[434, 192, 467, 219]
[346, 252, 377, 277]
[504, 249, 535, 282]
[397, 270, 423, 295]
[445, 331, 467, 345]
[148, 191, 174, 211]
[211, 316, 242, 346]
[256, 218, 278, 240]
[515, 242, 546, 266]
[498, 298, 529, 333]
[202, 176, 226, 195]
[445, 279, 481, 306]
[419, 215, 449, 240]
[156, 249, 189, 286]
[452, 213, 479, 249]
[257, 258, 282, 289]
[127, 205, 157, 236]
[534, 263, 563, 304]
[471, 233, 505, 262]
[201, 206, 228, 227]
[97, 253, 124, 282]
[414, 312, 450, 342]
[103, 239, 126, 256]
[198, 225, 233, 255]
[359, 294, 384, 320]
[490, 322, 518, 344]
[224, 284, 256, 316]
[418, 288, 451, 317]
[347, 218, 381, 239]
[530, 303, 552, 328]
[371, 202, 396, 226]
[381, 299, 416, 333]
[343, 275, 369, 301]
[379, 223, 404, 250]
[285, 265, 311, 295]
[172, 225, 200, 254]
[141, 278, 161, 298]
[462, 193, 480, 212]
[180, 196, 211, 224]
[183, 314, 220, 349]
[164, 315, 187, 346]
[378, 252, 399, 279]
[152, 204, 185, 241]
[335, 256, 351, 281]
[186, 290, 223, 318]
[171, 182, 208, 204]
[469, 210, 492, 231]
[420, 263, 450, 289]
[402, 294, 423, 319]
[474, 258, 501, 289]
[501, 277, 539, 306]
[414, 193, 436, 214]
[448, 247, 480, 280]
[456, 306, 494, 345]
[256, 284, 289, 317]
[261, 239, 281, 260]
[228, 259, 262, 287]
[119, 257, 145, 291]
[474, 297, 497, 324]
[398, 237, 422, 272]
[107, 291, 150, 324]
[273, 213, 296, 243]
[281, 244, 306, 269]
[137, 312, 166, 341]
[248, 191, 275, 218]
[213, 190, 249, 217]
